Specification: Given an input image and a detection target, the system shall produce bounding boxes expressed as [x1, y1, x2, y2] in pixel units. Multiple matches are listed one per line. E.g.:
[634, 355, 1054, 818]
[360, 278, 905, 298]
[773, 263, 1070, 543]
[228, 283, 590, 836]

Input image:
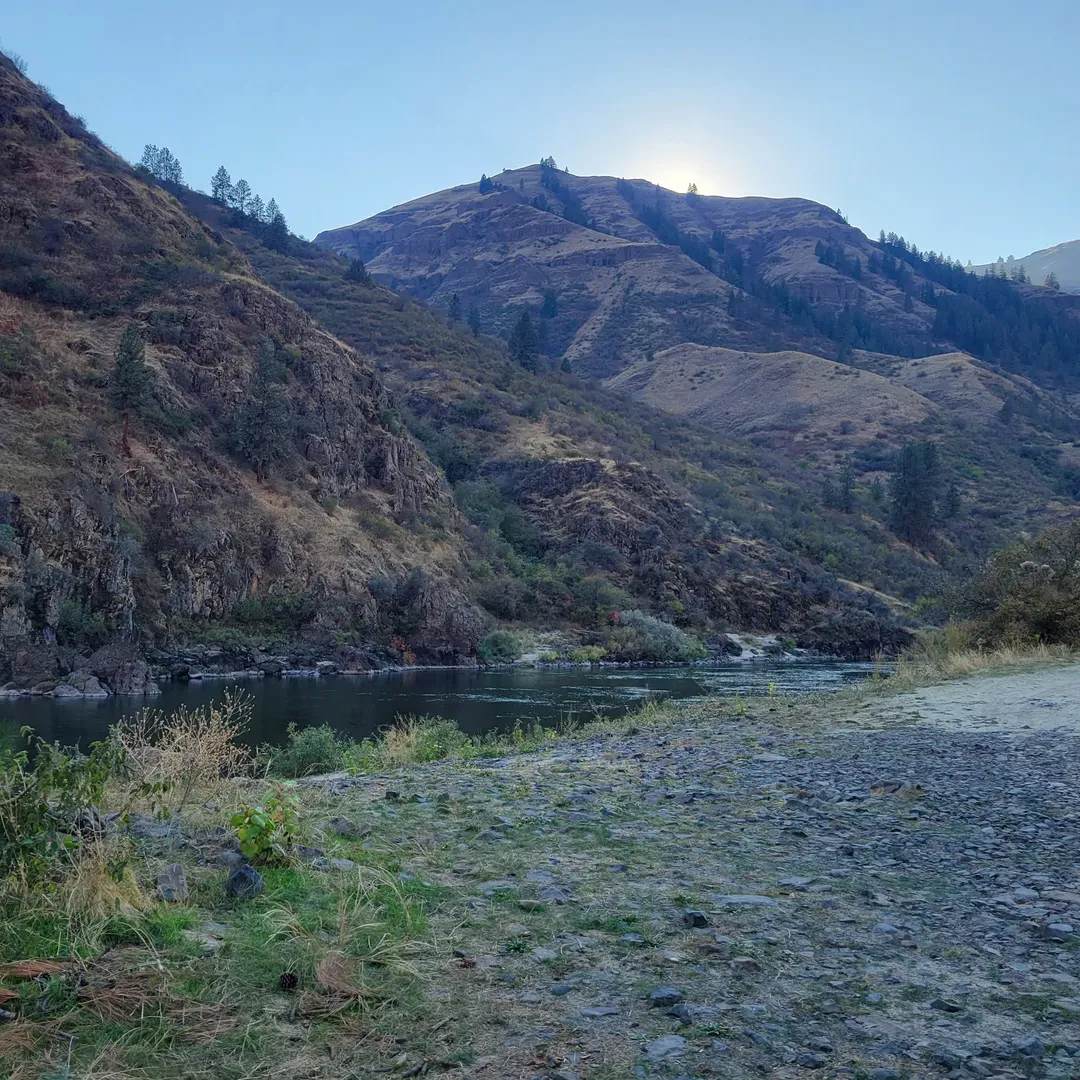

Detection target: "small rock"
[216, 850, 246, 868]
[329, 816, 367, 838]
[682, 908, 710, 927]
[580, 1007, 619, 1018]
[156, 863, 188, 902]
[730, 957, 761, 973]
[518, 899, 544, 912]
[795, 1052, 827, 1069]
[930, 998, 962, 1013]
[532, 947, 558, 963]
[537, 884, 573, 904]
[868, 1070, 901, 1080]
[714, 894, 779, 907]
[649, 986, 683, 1007]
[550, 982, 574, 997]
[619, 933, 645, 945]
[329, 857, 356, 872]
[227, 865, 265, 899]
[549, 1071, 581, 1080]
[643, 1034, 687, 1062]
[1042, 922, 1075, 942]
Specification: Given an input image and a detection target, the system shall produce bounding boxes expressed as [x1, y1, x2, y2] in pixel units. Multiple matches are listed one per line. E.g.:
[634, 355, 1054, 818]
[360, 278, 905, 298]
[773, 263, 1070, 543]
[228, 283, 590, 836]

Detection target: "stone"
[10, 645, 63, 689]
[643, 1035, 687, 1062]
[868, 1071, 901, 1080]
[532, 948, 558, 963]
[682, 908, 710, 927]
[1041, 922, 1075, 942]
[181, 929, 222, 956]
[930, 998, 962, 1012]
[155, 863, 188, 902]
[54, 671, 109, 697]
[795, 1052, 827, 1068]
[730, 957, 761, 973]
[217, 850, 245, 868]
[580, 1007, 619, 1018]
[537, 884, 573, 904]
[227, 865, 265, 899]
[329, 857, 356, 872]
[619, 933, 645, 945]
[714, 894, 779, 907]
[549, 1072, 581, 1080]
[329, 816, 367, 838]
[649, 986, 683, 1007]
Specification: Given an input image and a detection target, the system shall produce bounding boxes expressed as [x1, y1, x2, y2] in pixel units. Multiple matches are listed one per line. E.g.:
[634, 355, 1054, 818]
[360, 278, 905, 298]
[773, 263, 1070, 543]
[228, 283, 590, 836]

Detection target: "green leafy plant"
[260, 722, 355, 778]
[0, 730, 125, 877]
[477, 629, 522, 664]
[231, 786, 300, 863]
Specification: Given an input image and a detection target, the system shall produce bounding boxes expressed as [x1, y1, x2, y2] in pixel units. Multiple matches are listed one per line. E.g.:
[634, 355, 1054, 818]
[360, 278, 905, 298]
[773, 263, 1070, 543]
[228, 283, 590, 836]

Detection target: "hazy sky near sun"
[5, 1, 1077, 263]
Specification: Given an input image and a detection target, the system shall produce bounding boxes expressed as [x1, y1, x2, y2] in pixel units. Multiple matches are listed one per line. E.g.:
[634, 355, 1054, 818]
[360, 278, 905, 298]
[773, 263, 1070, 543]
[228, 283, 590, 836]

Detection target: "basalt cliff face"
[0, 55, 484, 674]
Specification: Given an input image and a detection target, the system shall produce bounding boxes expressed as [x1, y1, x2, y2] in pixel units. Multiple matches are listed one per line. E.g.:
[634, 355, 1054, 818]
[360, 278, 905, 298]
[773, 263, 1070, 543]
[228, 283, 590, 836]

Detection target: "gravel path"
[314, 666, 1080, 1079]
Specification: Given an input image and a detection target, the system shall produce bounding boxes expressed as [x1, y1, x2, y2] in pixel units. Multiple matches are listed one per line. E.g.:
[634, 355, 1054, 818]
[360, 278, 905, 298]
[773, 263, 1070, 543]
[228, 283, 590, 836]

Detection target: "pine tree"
[478, 173, 494, 194]
[447, 293, 462, 322]
[248, 194, 265, 223]
[837, 457, 856, 513]
[467, 305, 482, 337]
[1045, 271, 1061, 291]
[888, 441, 941, 546]
[211, 166, 233, 203]
[344, 258, 371, 285]
[110, 324, 152, 412]
[233, 179, 251, 216]
[508, 310, 540, 371]
[139, 144, 159, 175]
[231, 344, 294, 482]
[264, 200, 289, 251]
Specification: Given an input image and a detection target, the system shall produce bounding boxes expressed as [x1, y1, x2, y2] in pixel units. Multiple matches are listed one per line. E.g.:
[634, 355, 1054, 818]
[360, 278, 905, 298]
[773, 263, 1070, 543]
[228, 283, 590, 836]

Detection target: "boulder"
[88, 644, 160, 696]
[227, 865, 265, 899]
[10, 645, 63, 689]
[55, 670, 109, 698]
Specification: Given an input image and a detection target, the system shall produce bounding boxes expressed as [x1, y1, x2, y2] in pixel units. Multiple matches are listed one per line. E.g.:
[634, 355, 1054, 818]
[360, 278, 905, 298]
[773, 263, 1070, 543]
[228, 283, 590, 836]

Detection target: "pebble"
[649, 986, 683, 1007]
[643, 1035, 687, 1061]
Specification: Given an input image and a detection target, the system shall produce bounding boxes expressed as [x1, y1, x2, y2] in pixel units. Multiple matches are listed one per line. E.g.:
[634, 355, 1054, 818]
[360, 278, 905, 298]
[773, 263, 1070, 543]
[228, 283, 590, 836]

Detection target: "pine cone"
[278, 971, 299, 992]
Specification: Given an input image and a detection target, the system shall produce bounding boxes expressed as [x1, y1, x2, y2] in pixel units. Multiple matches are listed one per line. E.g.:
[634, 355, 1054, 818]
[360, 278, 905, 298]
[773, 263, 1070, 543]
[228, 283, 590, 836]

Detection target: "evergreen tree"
[888, 441, 941, 546]
[211, 165, 233, 203]
[1045, 271, 1061, 291]
[110, 323, 152, 412]
[540, 291, 557, 318]
[467, 305, 482, 337]
[478, 173, 494, 194]
[508, 310, 540, 371]
[837, 457, 856, 513]
[943, 482, 962, 519]
[264, 200, 289, 251]
[248, 194, 265, 223]
[233, 179, 252, 216]
[138, 144, 159, 175]
[686, 181, 699, 196]
[868, 478, 885, 504]
[344, 258, 371, 285]
[447, 293, 462, 322]
[231, 344, 294, 482]
[140, 145, 183, 184]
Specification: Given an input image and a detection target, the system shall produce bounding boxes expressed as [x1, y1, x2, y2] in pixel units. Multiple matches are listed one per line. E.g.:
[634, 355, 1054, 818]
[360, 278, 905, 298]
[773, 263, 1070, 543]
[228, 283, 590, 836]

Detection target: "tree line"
[210, 166, 290, 251]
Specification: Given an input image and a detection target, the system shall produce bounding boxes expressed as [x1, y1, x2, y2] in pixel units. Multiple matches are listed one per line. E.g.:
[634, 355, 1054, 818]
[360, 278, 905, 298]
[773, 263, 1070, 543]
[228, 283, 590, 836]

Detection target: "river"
[0, 660, 881, 751]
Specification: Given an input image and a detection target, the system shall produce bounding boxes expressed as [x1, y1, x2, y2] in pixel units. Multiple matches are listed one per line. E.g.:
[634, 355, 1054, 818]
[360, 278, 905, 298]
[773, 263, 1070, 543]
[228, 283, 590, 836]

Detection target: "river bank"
[1, 655, 1078, 1079]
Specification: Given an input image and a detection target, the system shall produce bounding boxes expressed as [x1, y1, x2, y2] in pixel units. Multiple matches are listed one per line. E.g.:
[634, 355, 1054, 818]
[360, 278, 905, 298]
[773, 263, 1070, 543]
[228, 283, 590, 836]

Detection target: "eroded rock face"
[88, 644, 160, 696]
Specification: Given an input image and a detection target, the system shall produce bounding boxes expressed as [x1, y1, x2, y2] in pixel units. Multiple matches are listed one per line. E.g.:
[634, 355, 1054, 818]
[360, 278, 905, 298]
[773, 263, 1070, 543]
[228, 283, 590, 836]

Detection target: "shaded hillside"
[970, 240, 1080, 292]
[183, 189, 936, 650]
[0, 54, 484, 664]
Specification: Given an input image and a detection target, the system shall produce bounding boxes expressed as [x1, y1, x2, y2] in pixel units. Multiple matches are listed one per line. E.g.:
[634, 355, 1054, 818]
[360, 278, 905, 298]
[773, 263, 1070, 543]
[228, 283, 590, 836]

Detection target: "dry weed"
[112, 689, 252, 810]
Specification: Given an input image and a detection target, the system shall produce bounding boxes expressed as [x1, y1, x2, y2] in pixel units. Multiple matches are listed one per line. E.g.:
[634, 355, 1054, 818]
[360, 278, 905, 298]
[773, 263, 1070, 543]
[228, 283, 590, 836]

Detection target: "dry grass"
[111, 689, 252, 811]
[61, 845, 151, 923]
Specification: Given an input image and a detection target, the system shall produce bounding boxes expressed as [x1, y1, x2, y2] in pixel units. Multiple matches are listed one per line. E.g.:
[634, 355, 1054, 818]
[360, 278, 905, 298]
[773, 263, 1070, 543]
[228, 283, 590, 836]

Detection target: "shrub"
[948, 520, 1080, 645]
[55, 598, 109, 649]
[604, 610, 708, 662]
[262, 722, 353, 778]
[111, 691, 251, 810]
[345, 715, 468, 771]
[231, 786, 299, 863]
[477, 629, 522, 665]
[0, 733, 123, 878]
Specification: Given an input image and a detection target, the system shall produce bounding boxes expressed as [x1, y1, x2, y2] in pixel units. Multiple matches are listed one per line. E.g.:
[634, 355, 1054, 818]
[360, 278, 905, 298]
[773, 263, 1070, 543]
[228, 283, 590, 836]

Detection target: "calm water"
[0, 661, 879, 750]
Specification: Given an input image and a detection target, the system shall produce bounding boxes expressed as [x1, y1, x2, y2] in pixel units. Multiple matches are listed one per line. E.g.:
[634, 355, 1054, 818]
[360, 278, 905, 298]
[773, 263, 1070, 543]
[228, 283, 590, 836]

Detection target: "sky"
[4, 0, 1077, 264]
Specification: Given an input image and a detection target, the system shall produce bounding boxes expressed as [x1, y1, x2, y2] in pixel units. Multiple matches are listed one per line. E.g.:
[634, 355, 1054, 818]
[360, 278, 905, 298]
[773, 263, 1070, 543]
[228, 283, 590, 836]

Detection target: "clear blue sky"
[5, 1, 1077, 263]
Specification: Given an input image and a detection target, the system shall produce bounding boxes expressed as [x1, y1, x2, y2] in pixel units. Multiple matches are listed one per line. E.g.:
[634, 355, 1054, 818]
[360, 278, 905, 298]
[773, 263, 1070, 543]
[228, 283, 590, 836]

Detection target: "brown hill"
[315, 164, 937, 378]
[0, 54, 483, 664]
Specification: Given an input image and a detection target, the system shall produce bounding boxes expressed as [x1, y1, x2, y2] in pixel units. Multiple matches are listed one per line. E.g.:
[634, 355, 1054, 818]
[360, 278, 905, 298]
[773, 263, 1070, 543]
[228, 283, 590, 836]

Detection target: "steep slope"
[315, 164, 940, 378]
[184, 190, 930, 652]
[970, 240, 1080, 292]
[0, 54, 483, 666]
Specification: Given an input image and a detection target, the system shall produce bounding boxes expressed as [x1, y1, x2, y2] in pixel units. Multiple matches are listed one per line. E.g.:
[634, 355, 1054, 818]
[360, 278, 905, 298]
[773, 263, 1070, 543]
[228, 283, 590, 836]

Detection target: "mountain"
[969, 240, 1080, 293]
[0, 53, 923, 674]
[0, 53, 486, 666]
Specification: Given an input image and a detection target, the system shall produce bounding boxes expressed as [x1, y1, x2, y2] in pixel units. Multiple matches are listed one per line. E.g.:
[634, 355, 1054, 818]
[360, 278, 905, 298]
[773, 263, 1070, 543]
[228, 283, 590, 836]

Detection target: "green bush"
[949, 520, 1080, 645]
[262, 723, 354, 778]
[0, 733, 124, 877]
[55, 598, 109, 649]
[604, 610, 707, 662]
[231, 786, 300, 863]
[477, 629, 522, 665]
